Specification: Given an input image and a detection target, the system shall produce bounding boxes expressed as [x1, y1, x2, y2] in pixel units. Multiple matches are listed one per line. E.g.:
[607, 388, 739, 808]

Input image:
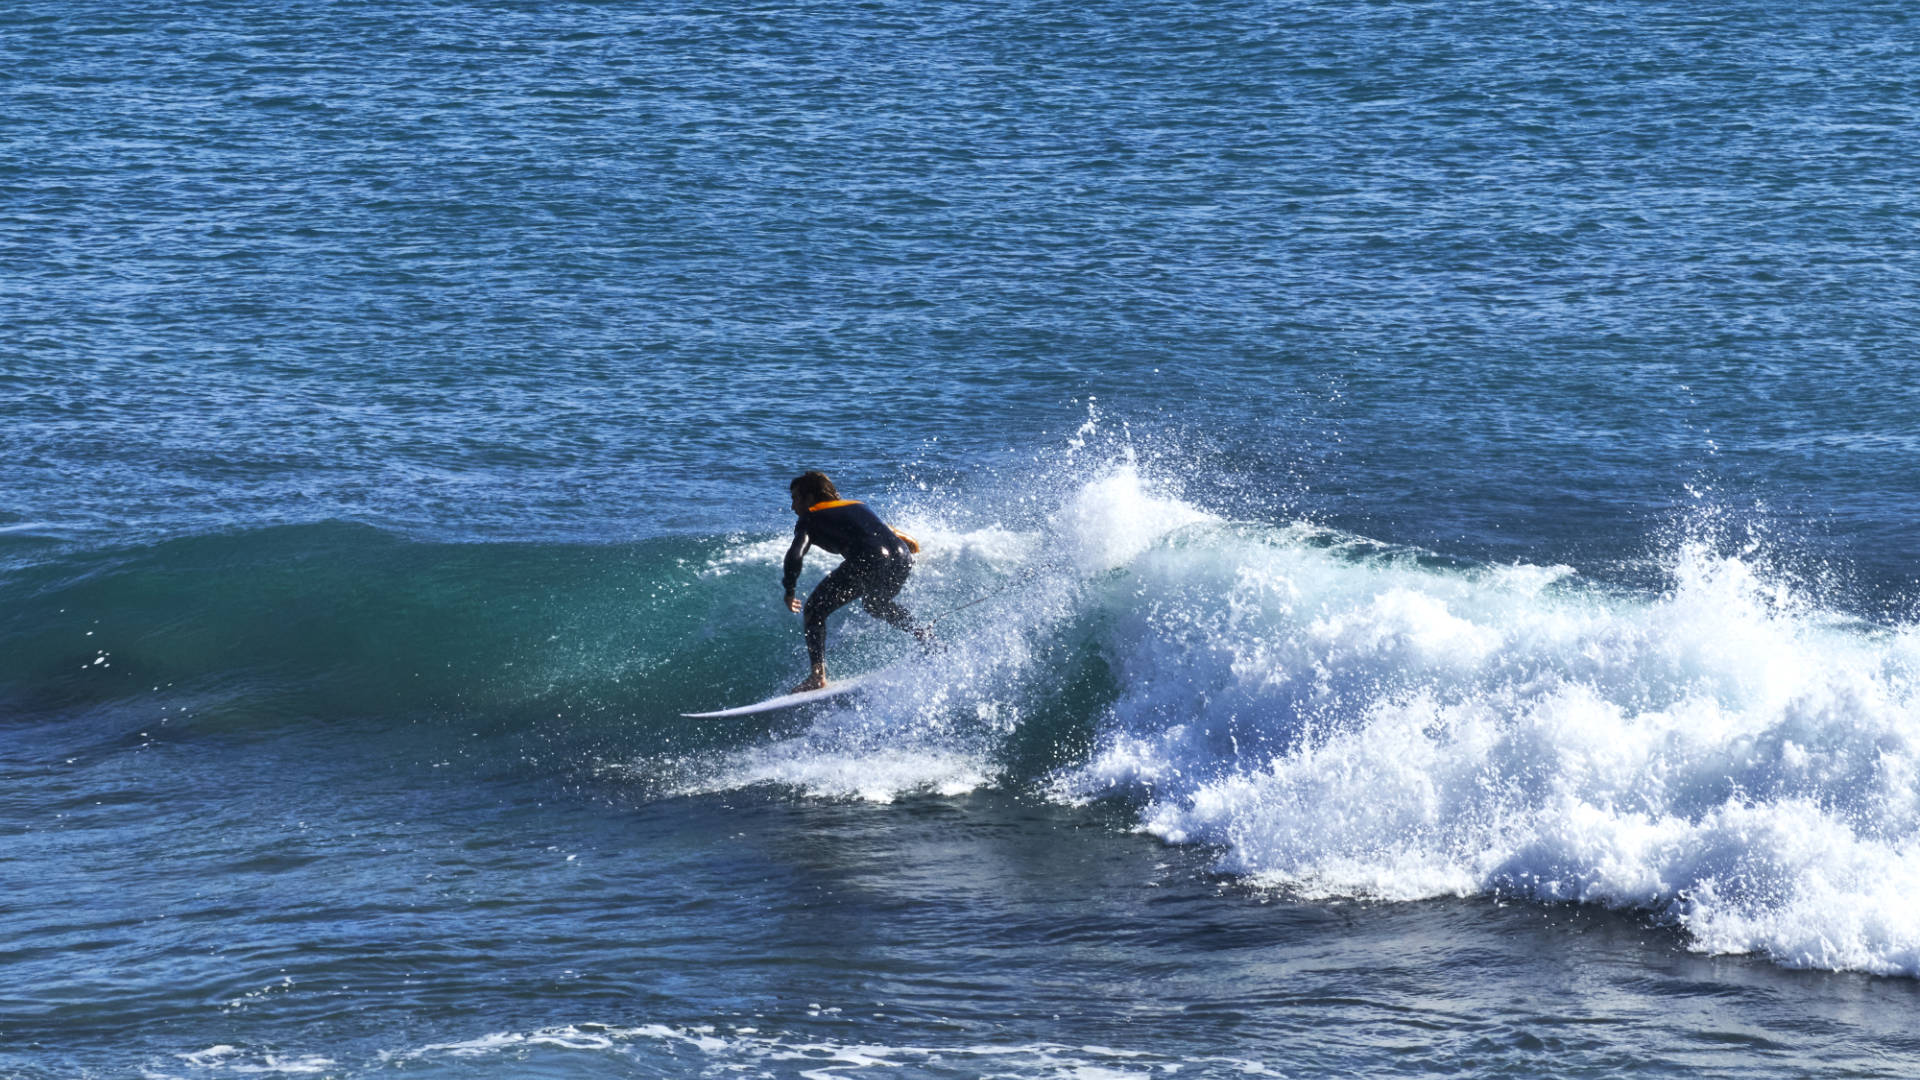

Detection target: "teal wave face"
[0, 518, 1115, 792]
[1, 524, 781, 733]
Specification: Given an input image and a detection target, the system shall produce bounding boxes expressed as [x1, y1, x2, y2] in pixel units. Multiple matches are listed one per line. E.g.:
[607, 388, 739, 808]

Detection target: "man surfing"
[782, 471, 932, 692]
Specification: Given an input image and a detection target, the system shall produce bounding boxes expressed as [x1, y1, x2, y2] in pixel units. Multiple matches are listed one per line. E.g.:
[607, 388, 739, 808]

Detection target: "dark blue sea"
[6, 1, 1920, 1076]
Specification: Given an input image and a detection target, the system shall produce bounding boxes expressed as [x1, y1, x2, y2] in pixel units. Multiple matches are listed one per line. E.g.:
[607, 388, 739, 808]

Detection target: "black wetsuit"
[783, 500, 922, 667]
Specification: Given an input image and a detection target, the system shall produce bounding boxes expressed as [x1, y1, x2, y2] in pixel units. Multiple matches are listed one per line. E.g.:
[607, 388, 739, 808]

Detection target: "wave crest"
[1041, 486, 1920, 975]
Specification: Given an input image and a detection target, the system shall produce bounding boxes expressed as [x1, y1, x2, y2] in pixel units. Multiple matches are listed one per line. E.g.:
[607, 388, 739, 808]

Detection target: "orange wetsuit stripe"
[807, 499, 862, 511]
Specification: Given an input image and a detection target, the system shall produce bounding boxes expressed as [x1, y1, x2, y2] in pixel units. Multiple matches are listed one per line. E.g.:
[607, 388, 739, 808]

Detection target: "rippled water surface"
[4, 1, 1920, 1077]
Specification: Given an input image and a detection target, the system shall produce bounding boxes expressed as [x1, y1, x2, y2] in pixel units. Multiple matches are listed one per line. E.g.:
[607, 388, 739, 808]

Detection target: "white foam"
[679, 487, 1106, 804]
[156, 1045, 335, 1077]
[686, 446, 1920, 978]
[1057, 525, 1920, 976]
[695, 740, 992, 803]
[382, 1021, 1278, 1077]
[1054, 466, 1216, 574]
[701, 533, 792, 576]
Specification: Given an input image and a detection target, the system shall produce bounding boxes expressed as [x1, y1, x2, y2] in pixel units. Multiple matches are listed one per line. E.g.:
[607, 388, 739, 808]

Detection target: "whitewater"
[675, 455, 1920, 979]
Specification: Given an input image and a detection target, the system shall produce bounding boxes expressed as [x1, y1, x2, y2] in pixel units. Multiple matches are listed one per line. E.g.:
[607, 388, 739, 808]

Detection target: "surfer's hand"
[786, 594, 802, 613]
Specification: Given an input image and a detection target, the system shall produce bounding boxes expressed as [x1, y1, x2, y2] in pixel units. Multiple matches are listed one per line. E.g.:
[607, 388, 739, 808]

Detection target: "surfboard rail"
[681, 674, 873, 718]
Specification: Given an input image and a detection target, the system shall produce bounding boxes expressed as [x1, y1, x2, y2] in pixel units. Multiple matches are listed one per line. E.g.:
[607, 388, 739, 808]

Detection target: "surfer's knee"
[863, 595, 911, 625]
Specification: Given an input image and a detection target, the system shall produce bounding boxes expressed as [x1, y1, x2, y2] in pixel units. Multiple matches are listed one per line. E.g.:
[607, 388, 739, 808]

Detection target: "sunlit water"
[5, 1, 1920, 1076]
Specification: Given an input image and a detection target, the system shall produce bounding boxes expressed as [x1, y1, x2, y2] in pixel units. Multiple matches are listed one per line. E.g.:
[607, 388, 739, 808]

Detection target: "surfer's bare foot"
[791, 666, 827, 694]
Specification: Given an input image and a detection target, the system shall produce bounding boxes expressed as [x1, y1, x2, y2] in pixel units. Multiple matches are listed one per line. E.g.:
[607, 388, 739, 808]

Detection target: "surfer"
[783, 471, 931, 692]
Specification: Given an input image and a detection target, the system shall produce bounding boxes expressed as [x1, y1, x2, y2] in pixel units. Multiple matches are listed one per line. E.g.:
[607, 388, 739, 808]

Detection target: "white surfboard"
[681, 673, 875, 719]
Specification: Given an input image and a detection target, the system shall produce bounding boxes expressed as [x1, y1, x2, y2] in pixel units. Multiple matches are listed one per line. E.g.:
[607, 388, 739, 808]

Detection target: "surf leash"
[924, 562, 1050, 627]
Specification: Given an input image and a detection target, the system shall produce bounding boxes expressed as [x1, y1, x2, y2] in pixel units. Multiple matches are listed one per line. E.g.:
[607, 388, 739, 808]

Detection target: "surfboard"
[681, 674, 873, 719]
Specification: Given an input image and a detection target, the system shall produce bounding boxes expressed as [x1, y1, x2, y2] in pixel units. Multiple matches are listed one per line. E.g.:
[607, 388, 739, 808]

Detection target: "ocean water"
[5, 1, 1920, 1076]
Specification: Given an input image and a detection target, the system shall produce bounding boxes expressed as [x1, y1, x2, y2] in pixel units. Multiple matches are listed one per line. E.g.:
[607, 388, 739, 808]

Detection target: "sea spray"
[694, 457, 1920, 975]
[1052, 492, 1920, 975]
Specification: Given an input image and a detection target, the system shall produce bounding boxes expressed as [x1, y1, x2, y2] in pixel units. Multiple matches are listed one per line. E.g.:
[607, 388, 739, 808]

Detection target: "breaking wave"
[691, 454, 1920, 977]
[9, 439, 1919, 978]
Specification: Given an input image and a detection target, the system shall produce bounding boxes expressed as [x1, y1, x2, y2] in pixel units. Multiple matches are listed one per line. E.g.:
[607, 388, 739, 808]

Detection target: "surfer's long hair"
[790, 471, 839, 504]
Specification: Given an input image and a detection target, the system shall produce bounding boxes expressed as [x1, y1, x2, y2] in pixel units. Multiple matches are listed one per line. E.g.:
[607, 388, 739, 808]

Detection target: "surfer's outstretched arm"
[782, 519, 810, 613]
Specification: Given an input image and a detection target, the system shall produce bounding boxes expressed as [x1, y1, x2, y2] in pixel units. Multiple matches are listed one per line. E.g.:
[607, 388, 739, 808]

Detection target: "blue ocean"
[6, 1, 1920, 1076]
